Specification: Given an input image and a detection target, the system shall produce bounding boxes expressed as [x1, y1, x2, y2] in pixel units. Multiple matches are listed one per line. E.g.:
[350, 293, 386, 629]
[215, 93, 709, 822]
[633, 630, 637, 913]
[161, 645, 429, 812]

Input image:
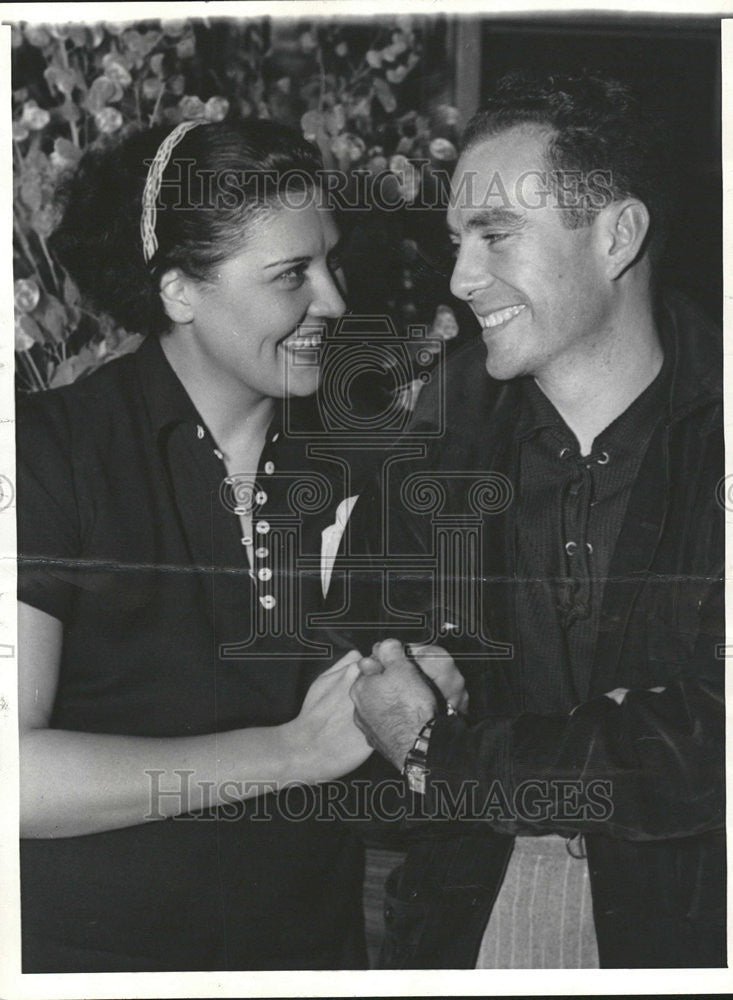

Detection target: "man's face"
[447, 125, 612, 384]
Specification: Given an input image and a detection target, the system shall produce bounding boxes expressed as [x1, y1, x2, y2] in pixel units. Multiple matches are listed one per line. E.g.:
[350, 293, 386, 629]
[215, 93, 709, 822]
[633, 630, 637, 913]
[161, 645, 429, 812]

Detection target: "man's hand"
[358, 641, 468, 715]
[408, 643, 468, 714]
[349, 639, 438, 770]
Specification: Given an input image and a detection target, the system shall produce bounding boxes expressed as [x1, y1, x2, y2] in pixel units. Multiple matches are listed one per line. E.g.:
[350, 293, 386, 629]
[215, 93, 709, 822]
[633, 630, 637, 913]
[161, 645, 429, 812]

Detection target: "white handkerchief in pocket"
[320, 495, 359, 598]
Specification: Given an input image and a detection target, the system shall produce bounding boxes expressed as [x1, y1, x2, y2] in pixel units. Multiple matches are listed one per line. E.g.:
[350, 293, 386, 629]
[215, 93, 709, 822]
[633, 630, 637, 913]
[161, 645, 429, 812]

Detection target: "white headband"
[140, 119, 207, 265]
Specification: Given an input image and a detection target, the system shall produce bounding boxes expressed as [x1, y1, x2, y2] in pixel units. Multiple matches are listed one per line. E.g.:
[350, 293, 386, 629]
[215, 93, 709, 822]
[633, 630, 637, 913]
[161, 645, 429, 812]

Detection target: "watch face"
[403, 718, 435, 795]
[405, 761, 428, 795]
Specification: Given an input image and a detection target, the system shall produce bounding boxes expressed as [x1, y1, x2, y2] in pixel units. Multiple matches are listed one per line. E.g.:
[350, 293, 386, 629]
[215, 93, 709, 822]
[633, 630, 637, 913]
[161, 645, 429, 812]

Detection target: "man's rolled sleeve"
[423, 674, 723, 840]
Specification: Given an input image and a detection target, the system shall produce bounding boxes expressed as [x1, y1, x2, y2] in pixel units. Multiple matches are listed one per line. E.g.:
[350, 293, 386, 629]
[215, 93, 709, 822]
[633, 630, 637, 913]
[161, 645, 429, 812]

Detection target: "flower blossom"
[94, 107, 123, 134]
[429, 137, 458, 162]
[21, 101, 51, 131]
[204, 96, 229, 122]
[179, 95, 206, 120]
[14, 278, 41, 314]
[102, 54, 132, 87]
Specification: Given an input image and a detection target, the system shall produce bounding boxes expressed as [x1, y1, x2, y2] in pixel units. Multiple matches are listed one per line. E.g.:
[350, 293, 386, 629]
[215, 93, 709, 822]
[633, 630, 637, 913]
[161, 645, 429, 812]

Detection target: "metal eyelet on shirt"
[241, 535, 253, 546]
[256, 520, 270, 534]
[259, 595, 276, 610]
[264, 461, 275, 475]
[257, 567, 273, 582]
[255, 490, 268, 506]
[559, 446, 572, 459]
[255, 546, 269, 559]
[596, 451, 610, 465]
[566, 833, 587, 859]
[565, 540, 578, 555]
[196, 425, 205, 440]
[213, 448, 224, 461]
[586, 542, 594, 554]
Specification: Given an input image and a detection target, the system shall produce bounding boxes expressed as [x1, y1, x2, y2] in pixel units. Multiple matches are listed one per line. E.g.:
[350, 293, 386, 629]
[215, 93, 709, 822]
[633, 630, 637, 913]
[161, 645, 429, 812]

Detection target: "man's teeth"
[283, 335, 322, 349]
[480, 304, 525, 329]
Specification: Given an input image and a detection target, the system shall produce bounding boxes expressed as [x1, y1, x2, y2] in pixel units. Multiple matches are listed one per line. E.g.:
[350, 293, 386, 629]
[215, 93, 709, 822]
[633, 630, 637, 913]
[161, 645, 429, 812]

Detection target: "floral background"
[12, 16, 467, 394]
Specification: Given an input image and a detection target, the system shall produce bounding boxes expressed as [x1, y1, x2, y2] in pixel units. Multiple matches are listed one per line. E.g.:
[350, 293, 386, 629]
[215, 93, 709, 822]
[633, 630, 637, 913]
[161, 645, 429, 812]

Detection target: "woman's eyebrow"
[264, 232, 344, 269]
[263, 254, 311, 270]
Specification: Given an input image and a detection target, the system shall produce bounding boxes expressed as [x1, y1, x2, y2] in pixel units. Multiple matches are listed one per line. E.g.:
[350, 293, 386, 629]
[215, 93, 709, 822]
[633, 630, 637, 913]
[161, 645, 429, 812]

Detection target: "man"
[350, 72, 724, 968]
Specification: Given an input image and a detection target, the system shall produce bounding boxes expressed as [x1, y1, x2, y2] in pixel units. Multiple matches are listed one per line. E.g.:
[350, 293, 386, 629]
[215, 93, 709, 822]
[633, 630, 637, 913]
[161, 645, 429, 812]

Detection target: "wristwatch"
[402, 717, 437, 795]
[402, 703, 459, 795]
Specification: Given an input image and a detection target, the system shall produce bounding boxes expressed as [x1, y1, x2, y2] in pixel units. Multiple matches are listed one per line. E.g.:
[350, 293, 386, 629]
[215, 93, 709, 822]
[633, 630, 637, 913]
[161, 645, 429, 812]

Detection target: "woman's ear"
[598, 199, 651, 280]
[159, 269, 195, 325]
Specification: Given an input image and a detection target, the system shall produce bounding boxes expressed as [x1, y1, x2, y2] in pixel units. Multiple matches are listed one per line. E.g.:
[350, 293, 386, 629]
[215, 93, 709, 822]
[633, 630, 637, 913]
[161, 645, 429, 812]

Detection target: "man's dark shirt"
[373, 291, 724, 968]
[515, 357, 670, 712]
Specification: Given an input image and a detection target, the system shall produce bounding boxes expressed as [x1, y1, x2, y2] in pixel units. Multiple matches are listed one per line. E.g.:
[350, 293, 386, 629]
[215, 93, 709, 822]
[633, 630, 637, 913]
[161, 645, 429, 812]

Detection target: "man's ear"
[598, 199, 651, 280]
[159, 268, 195, 325]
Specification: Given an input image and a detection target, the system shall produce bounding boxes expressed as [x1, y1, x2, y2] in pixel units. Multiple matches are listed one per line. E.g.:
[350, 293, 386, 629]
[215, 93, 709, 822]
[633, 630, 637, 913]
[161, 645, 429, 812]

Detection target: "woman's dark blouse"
[17, 336, 365, 971]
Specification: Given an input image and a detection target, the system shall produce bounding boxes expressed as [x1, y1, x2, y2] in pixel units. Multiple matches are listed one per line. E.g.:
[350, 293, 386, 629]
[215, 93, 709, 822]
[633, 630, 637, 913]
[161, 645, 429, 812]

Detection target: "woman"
[17, 118, 383, 973]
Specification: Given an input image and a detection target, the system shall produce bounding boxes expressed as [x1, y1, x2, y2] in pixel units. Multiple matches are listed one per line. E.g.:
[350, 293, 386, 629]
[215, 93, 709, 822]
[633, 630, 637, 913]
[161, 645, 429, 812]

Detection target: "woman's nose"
[309, 268, 346, 319]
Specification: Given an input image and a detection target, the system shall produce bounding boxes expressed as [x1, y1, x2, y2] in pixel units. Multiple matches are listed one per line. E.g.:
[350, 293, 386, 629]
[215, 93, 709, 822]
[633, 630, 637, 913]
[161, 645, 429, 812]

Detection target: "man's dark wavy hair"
[462, 70, 675, 268]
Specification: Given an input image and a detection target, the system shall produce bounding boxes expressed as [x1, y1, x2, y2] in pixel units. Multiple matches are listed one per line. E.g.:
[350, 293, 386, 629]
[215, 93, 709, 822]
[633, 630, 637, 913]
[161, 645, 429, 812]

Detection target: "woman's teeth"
[282, 334, 322, 351]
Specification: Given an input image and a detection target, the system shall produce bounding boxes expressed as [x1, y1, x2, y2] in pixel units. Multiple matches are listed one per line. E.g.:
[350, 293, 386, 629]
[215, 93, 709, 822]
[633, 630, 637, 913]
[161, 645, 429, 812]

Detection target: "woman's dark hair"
[462, 70, 674, 267]
[51, 119, 324, 335]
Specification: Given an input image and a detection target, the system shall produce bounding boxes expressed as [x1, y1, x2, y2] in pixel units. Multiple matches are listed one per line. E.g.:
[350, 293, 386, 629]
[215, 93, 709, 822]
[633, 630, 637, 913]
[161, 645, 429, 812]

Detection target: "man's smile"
[476, 303, 527, 330]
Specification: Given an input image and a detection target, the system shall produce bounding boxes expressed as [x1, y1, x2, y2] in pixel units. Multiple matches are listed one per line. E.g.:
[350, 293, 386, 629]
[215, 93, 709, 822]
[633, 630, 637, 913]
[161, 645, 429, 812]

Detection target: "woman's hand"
[280, 650, 373, 783]
[18, 603, 371, 837]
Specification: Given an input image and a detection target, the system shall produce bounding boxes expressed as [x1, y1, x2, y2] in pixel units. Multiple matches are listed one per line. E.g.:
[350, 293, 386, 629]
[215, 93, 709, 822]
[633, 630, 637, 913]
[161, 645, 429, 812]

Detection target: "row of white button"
[254, 463, 274, 606]
[196, 422, 280, 610]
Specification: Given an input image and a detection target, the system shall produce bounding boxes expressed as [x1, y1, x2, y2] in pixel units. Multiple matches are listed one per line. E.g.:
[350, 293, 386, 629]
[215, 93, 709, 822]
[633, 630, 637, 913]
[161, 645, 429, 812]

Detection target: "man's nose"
[450, 243, 494, 302]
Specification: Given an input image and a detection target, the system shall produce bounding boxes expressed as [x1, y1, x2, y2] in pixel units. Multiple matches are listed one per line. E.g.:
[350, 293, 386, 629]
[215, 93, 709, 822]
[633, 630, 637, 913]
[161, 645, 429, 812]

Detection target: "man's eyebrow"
[447, 208, 526, 235]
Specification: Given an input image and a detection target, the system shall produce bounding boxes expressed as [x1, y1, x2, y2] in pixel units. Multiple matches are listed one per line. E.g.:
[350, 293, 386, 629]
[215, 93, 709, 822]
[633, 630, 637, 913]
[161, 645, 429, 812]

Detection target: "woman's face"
[174, 197, 346, 401]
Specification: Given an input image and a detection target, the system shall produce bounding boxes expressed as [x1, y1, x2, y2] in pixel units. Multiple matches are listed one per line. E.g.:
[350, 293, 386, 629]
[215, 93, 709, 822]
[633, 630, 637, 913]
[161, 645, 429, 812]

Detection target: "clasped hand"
[286, 640, 467, 782]
[349, 639, 468, 770]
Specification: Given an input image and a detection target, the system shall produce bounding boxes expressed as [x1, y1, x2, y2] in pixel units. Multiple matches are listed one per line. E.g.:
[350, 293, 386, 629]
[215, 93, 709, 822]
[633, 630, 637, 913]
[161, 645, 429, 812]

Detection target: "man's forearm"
[421, 676, 724, 840]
